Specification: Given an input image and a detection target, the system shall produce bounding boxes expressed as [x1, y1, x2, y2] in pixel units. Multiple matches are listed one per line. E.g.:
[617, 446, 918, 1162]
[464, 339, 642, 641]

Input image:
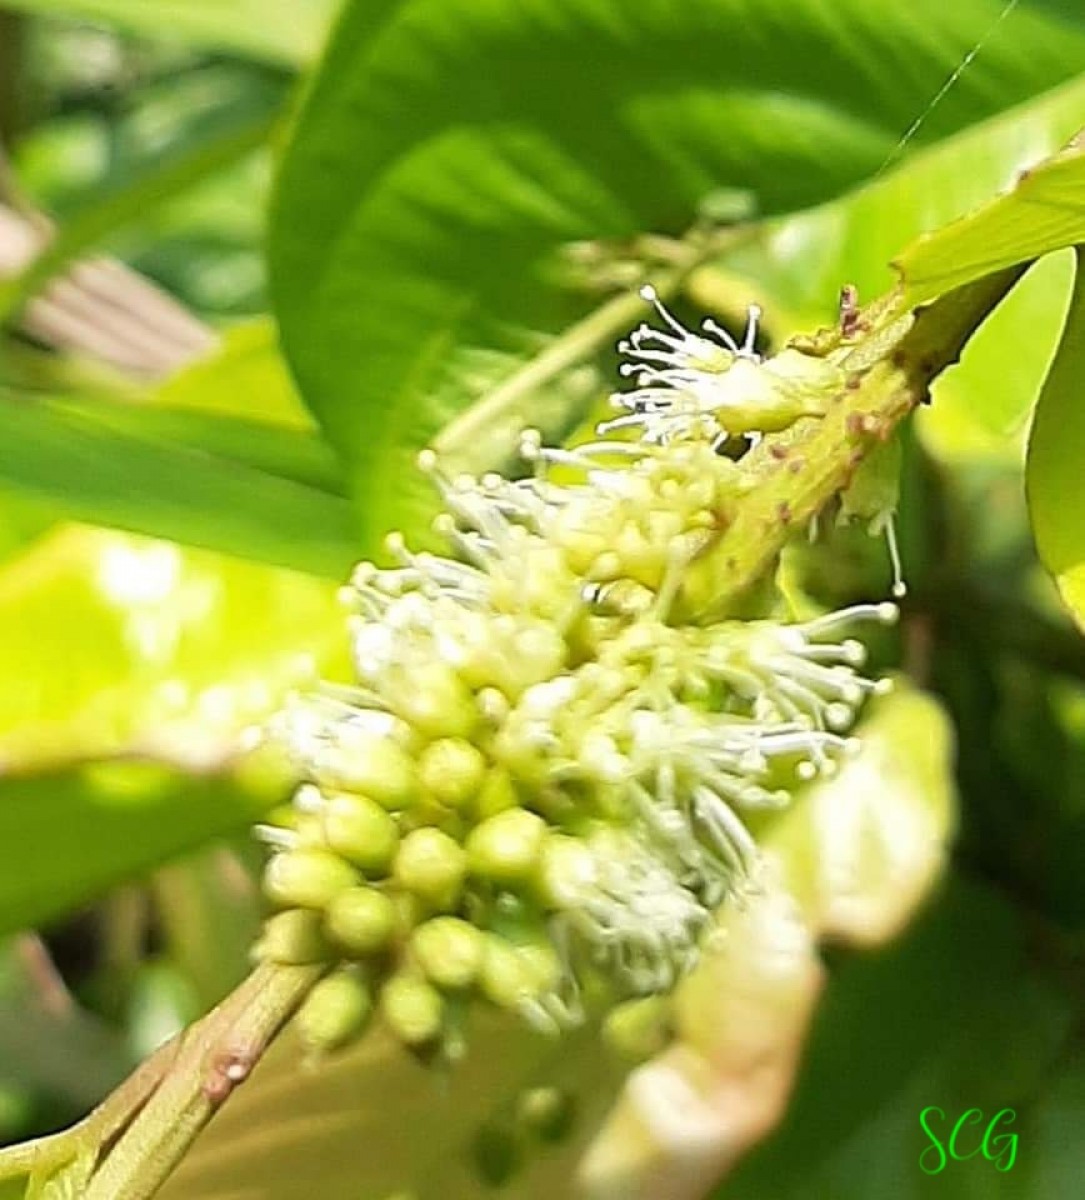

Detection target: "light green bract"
[255, 290, 897, 1056]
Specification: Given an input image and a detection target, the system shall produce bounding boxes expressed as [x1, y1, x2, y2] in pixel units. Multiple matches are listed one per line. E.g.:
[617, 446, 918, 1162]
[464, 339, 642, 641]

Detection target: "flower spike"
[255, 284, 898, 1060]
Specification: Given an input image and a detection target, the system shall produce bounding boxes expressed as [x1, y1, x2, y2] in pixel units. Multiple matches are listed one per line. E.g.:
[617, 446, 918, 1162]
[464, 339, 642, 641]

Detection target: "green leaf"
[718, 874, 1077, 1199]
[896, 129, 1085, 307]
[0, 390, 358, 577]
[0, 0, 341, 68]
[0, 524, 345, 773]
[76, 403, 347, 497]
[0, 767, 272, 940]
[154, 318, 317, 428]
[143, 318, 346, 493]
[271, 0, 1085, 550]
[0, 521, 348, 931]
[1026, 245, 1085, 627]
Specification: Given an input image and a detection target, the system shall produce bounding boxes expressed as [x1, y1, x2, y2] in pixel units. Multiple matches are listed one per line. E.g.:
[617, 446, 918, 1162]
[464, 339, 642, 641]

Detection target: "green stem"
[0, 963, 321, 1198]
[677, 267, 1027, 621]
[81, 963, 321, 1200]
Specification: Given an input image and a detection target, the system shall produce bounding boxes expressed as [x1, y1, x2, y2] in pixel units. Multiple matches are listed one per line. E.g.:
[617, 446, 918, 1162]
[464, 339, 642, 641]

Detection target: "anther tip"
[876, 601, 900, 624]
[639, 284, 658, 302]
[417, 447, 437, 471]
[519, 428, 542, 460]
[891, 580, 909, 599]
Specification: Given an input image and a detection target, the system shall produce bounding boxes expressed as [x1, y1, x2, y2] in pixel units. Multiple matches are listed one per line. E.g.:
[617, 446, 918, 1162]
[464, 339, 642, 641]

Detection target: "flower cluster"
[255, 287, 897, 1058]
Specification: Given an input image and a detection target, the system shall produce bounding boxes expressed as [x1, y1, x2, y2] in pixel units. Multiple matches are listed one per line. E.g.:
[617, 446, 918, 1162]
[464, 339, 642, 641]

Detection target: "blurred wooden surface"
[0, 189, 217, 378]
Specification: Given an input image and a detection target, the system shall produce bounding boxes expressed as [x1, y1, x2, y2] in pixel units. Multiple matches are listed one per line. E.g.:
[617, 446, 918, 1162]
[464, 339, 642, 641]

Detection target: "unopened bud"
[325, 886, 397, 956]
[381, 973, 444, 1046]
[467, 808, 547, 885]
[418, 739, 487, 809]
[411, 917, 484, 990]
[264, 848, 357, 909]
[322, 793, 399, 874]
[255, 909, 332, 965]
[297, 970, 372, 1053]
[394, 827, 467, 910]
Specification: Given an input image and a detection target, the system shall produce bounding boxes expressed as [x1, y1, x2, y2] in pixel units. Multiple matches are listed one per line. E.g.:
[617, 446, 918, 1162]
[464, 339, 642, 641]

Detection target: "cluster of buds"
[255, 287, 898, 1058]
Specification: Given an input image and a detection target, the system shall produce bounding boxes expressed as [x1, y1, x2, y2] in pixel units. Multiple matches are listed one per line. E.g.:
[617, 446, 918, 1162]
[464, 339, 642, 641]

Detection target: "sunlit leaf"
[0, 392, 357, 577]
[896, 129, 1085, 307]
[0, 522, 348, 931]
[0, 524, 345, 772]
[1026, 245, 1085, 628]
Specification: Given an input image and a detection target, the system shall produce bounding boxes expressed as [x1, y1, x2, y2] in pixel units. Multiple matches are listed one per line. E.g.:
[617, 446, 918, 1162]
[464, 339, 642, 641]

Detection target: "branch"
[677, 267, 1027, 620]
[0, 963, 321, 1199]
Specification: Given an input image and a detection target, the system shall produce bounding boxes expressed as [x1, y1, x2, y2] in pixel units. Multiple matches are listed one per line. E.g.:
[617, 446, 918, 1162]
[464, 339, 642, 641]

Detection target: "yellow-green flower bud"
[418, 738, 487, 809]
[394, 827, 466, 910]
[466, 808, 547, 885]
[317, 730, 418, 810]
[474, 766, 519, 820]
[264, 848, 357, 909]
[296, 970, 372, 1053]
[322, 793, 399, 874]
[411, 917, 484, 990]
[255, 909, 332, 966]
[325, 886, 398, 956]
[381, 972, 444, 1046]
[390, 663, 477, 740]
[478, 935, 558, 1012]
[535, 834, 598, 909]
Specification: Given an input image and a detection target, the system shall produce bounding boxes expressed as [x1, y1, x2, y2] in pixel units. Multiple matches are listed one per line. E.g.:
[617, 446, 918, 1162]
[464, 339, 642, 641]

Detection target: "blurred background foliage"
[0, 0, 1084, 1197]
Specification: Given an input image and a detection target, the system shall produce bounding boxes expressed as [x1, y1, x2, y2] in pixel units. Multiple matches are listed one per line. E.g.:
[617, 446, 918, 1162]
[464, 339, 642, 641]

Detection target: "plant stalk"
[677, 266, 1027, 621]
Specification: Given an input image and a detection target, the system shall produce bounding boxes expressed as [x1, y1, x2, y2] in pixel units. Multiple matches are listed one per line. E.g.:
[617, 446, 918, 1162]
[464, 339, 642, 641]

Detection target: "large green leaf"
[0, 521, 349, 931]
[0, 0, 341, 68]
[271, 0, 1085, 551]
[0, 524, 345, 773]
[0, 767, 274, 935]
[1026, 245, 1085, 627]
[0, 391, 357, 577]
